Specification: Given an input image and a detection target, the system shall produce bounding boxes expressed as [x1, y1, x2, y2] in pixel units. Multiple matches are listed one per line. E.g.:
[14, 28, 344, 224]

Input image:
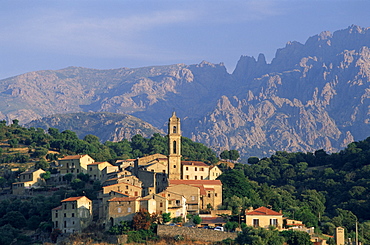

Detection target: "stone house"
[12, 168, 46, 195]
[106, 197, 141, 227]
[58, 154, 94, 175]
[245, 206, 283, 230]
[52, 196, 92, 233]
[87, 161, 114, 181]
[169, 179, 223, 211]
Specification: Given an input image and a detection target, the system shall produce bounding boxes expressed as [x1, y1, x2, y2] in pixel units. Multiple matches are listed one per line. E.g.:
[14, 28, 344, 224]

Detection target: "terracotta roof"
[52, 205, 62, 210]
[59, 155, 88, 160]
[108, 197, 140, 202]
[169, 180, 222, 185]
[109, 190, 130, 197]
[61, 196, 86, 202]
[246, 207, 283, 216]
[181, 161, 209, 167]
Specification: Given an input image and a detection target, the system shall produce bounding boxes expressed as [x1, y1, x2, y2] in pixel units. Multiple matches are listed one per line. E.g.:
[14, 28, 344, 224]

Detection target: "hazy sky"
[1, 0, 369, 79]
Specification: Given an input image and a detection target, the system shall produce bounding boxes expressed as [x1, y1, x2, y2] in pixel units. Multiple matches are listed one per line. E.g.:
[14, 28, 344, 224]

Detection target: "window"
[215, 193, 218, 197]
[72, 213, 74, 217]
[201, 168, 204, 171]
[186, 175, 189, 180]
[118, 208, 121, 213]
[64, 221, 66, 228]
[134, 191, 138, 196]
[55, 212, 58, 218]
[195, 167, 197, 171]
[186, 167, 188, 171]
[176, 200, 180, 206]
[200, 176, 203, 180]
[195, 176, 197, 180]
[72, 204, 75, 209]
[55, 221, 58, 228]
[128, 207, 132, 213]
[208, 193, 211, 198]
[253, 219, 259, 227]
[173, 165, 176, 168]
[126, 185, 129, 189]
[64, 213, 66, 217]
[173, 126, 177, 133]
[270, 219, 278, 226]
[77, 169, 79, 173]
[191, 196, 195, 201]
[173, 141, 177, 154]
[160, 202, 163, 207]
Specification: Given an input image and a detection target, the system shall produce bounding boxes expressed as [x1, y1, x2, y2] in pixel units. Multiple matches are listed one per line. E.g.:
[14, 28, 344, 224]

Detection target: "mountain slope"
[2, 25, 370, 159]
[26, 112, 164, 142]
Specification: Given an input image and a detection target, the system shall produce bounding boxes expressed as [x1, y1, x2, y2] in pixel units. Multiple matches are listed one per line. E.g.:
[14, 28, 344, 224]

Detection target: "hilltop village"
[1, 113, 361, 245]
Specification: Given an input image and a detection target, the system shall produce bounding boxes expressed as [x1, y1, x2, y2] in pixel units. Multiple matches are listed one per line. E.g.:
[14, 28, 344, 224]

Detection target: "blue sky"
[1, 0, 369, 79]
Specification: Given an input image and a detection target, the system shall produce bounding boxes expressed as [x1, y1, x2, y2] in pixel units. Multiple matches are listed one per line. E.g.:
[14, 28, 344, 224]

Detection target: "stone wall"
[157, 225, 237, 242]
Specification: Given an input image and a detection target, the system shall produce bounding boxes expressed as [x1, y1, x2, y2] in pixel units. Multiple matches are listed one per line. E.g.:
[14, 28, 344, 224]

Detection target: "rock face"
[2, 25, 370, 159]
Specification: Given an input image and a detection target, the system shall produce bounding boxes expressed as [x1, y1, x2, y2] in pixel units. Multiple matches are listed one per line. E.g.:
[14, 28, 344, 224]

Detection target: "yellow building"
[245, 206, 283, 230]
[181, 161, 210, 180]
[59, 154, 94, 175]
[87, 161, 114, 181]
[209, 165, 223, 180]
[52, 196, 92, 233]
[12, 168, 46, 195]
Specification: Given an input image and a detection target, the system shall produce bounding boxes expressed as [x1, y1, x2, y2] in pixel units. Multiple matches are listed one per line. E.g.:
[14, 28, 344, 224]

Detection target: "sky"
[1, 0, 370, 79]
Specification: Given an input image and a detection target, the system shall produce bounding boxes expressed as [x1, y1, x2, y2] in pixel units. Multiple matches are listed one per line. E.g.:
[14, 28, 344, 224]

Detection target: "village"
[9, 113, 347, 244]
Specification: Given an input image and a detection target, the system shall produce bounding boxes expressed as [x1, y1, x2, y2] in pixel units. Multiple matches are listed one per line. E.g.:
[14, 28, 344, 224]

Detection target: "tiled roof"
[103, 182, 141, 189]
[52, 205, 62, 210]
[20, 169, 43, 175]
[169, 180, 222, 185]
[108, 197, 140, 202]
[181, 161, 209, 167]
[59, 155, 88, 160]
[87, 161, 108, 166]
[246, 206, 282, 216]
[61, 196, 86, 202]
[201, 217, 227, 224]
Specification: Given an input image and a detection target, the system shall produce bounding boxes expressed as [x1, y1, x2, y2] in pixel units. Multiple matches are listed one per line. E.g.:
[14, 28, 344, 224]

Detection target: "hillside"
[26, 112, 164, 142]
[1, 25, 370, 158]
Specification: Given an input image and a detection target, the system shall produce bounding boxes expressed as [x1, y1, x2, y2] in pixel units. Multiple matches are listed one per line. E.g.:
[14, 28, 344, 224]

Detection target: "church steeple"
[168, 112, 181, 180]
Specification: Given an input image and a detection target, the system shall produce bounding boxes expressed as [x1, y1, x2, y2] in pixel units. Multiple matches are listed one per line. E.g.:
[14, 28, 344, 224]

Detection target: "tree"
[248, 157, 260, 164]
[229, 150, 240, 161]
[83, 134, 100, 144]
[8, 138, 19, 148]
[236, 226, 284, 245]
[34, 159, 50, 170]
[32, 147, 48, 158]
[133, 209, 151, 230]
[40, 171, 51, 181]
[70, 178, 85, 190]
[64, 173, 73, 182]
[0, 211, 27, 229]
[162, 213, 171, 223]
[281, 230, 313, 245]
[220, 150, 230, 160]
[193, 215, 202, 225]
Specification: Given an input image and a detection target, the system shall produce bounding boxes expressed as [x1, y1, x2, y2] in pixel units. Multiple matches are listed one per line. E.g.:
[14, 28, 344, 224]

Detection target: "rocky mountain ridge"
[2, 25, 370, 159]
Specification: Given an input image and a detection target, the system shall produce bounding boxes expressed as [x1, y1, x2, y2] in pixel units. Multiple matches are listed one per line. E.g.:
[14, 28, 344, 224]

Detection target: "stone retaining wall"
[157, 225, 237, 242]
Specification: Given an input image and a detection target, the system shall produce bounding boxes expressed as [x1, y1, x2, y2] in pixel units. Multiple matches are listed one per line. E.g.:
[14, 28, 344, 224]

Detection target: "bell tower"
[168, 112, 182, 180]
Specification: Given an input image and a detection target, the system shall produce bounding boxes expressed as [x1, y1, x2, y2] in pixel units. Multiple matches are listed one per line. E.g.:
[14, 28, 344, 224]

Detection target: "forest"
[0, 120, 369, 244]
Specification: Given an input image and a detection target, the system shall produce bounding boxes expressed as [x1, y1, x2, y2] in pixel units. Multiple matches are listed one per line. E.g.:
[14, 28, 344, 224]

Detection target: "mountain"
[25, 112, 164, 142]
[2, 25, 370, 159]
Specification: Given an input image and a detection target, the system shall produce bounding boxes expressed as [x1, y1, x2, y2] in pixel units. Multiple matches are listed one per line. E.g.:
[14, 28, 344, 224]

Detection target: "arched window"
[173, 141, 177, 154]
[173, 126, 177, 133]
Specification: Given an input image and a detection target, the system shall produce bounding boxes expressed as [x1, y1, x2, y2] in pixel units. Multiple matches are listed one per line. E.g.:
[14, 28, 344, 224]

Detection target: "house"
[12, 168, 46, 195]
[245, 206, 283, 230]
[156, 190, 187, 220]
[168, 179, 223, 211]
[52, 196, 92, 233]
[106, 197, 141, 227]
[209, 165, 223, 180]
[58, 154, 94, 175]
[87, 161, 114, 181]
[181, 161, 210, 180]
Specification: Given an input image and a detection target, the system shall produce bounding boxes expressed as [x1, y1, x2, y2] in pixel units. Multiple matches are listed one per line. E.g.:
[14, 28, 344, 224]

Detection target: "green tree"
[229, 150, 240, 161]
[236, 226, 284, 245]
[220, 150, 230, 160]
[34, 159, 50, 170]
[281, 230, 313, 245]
[8, 138, 19, 148]
[40, 171, 51, 181]
[248, 157, 260, 164]
[70, 178, 85, 190]
[64, 173, 73, 182]
[162, 213, 171, 223]
[193, 215, 202, 225]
